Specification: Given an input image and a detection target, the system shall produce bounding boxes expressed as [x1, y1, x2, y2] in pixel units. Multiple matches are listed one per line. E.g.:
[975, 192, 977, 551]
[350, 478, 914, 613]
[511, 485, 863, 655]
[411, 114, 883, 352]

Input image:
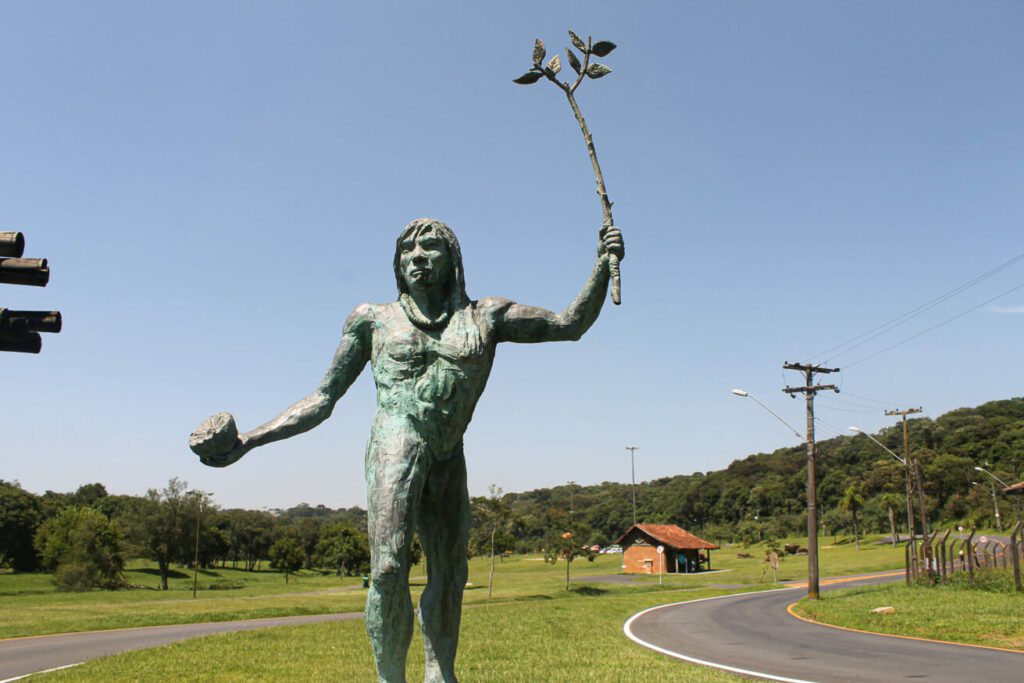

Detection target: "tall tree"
[840, 485, 866, 550]
[0, 481, 42, 571]
[314, 520, 370, 577]
[269, 536, 305, 584]
[879, 492, 901, 546]
[123, 478, 200, 589]
[472, 486, 517, 599]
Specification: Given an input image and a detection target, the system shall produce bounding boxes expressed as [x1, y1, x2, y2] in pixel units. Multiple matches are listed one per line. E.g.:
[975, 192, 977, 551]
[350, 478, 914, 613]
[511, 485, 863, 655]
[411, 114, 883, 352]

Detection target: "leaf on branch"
[513, 71, 543, 84]
[591, 40, 617, 57]
[532, 39, 546, 66]
[546, 55, 561, 75]
[586, 63, 612, 79]
[566, 48, 581, 74]
[568, 30, 586, 52]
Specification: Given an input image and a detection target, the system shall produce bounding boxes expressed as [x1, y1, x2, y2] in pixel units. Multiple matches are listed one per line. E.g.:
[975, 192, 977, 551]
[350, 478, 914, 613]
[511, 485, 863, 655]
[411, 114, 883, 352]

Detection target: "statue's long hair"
[393, 218, 470, 310]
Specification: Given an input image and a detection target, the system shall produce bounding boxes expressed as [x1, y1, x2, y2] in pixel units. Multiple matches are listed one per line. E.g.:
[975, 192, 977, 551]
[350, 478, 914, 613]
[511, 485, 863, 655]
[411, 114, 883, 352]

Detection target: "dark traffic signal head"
[0, 231, 61, 354]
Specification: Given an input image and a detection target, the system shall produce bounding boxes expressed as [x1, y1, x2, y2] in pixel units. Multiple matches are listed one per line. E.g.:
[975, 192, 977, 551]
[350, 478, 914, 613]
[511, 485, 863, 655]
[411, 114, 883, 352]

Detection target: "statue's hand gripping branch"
[187, 219, 622, 683]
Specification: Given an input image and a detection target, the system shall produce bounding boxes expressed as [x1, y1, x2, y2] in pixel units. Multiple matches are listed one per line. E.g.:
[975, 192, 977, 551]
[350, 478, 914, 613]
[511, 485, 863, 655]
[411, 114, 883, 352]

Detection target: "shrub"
[35, 506, 125, 591]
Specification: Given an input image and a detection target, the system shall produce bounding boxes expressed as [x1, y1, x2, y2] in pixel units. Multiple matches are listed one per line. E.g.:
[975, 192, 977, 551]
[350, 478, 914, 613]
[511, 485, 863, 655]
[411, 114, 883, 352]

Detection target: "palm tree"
[840, 485, 866, 550]
[879, 492, 901, 546]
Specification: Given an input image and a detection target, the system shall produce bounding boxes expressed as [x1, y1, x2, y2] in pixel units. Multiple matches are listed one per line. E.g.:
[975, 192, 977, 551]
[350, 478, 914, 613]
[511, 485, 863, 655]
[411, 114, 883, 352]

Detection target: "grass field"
[792, 568, 1024, 650]
[38, 588, 759, 681]
[3, 536, 914, 680]
[0, 536, 904, 639]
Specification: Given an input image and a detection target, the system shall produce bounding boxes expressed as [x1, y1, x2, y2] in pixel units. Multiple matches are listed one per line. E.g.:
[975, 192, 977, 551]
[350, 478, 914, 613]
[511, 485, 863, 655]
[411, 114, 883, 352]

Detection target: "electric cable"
[811, 250, 1024, 363]
[844, 281, 1024, 369]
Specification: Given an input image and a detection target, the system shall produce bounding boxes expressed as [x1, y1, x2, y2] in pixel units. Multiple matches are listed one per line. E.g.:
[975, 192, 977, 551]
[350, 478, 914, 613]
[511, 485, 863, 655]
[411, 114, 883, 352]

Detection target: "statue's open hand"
[599, 225, 624, 261]
[189, 412, 250, 467]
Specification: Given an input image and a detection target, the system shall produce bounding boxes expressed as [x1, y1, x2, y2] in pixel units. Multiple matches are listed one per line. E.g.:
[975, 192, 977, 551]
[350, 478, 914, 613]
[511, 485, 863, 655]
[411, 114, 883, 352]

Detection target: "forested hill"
[4, 399, 1023, 575]
[488, 397, 1024, 552]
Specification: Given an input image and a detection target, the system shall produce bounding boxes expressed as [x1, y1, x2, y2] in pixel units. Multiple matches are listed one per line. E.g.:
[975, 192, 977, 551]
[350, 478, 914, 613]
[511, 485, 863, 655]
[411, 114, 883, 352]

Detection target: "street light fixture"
[733, 389, 819, 596]
[975, 465, 1010, 487]
[731, 389, 803, 440]
[974, 467, 1004, 531]
[850, 426, 915, 550]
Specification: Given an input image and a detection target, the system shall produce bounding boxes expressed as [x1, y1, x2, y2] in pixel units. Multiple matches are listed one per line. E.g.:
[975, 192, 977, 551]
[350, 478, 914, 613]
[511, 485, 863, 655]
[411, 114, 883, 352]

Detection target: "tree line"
[0, 478, 375, 590]
[4, 398, 1023, 589]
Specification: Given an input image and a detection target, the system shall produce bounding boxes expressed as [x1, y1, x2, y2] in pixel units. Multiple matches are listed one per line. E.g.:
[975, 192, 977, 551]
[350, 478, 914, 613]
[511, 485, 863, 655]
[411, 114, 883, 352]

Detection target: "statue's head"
[393, 218, 468, 307]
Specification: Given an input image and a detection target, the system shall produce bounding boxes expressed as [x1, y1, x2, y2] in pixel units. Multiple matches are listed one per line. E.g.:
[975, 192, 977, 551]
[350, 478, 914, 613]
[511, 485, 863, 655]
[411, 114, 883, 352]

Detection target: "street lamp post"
[731, 390, 803, 440]
[626, 446, 639, 526]
[732, 389, 813, 593]
[974, 466, 1006, 531]
[850, 427, 916, 563]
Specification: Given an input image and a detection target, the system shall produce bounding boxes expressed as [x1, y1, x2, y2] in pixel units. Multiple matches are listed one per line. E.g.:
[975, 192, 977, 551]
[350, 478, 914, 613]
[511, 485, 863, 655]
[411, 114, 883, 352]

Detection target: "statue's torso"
[368, 301, 496, 458]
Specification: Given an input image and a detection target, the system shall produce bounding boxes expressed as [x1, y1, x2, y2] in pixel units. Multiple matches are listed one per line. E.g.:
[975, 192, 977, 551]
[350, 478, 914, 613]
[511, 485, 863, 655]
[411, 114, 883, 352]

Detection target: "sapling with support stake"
[513, 31, 622, 304]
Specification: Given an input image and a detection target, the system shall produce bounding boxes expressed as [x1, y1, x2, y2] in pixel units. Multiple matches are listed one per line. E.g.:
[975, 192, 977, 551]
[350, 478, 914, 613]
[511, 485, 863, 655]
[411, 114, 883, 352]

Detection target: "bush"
[35, 506, 125, 591]
[55, 563, 97, 592]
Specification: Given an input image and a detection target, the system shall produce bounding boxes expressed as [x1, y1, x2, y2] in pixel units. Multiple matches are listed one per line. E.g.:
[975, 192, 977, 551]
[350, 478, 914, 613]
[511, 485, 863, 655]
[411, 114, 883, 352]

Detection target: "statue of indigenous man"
[190, 218, 624, 682]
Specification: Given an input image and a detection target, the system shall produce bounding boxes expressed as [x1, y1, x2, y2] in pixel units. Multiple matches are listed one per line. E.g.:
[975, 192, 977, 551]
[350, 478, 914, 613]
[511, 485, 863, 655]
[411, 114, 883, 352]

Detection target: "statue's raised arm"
[189, 303, 373, 467]
[489, 225, 623, 344]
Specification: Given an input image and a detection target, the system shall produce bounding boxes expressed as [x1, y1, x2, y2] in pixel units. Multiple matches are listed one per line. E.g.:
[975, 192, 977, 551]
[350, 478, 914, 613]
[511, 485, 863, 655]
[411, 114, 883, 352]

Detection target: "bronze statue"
[191, 218, 623, 681]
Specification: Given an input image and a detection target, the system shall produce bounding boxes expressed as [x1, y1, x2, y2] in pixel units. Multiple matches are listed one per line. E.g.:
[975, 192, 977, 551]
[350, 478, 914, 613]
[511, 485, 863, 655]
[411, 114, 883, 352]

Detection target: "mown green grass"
[793, 570, 1024, 650]
[0, 536, 906, 640]
[39, 588, 753, 682]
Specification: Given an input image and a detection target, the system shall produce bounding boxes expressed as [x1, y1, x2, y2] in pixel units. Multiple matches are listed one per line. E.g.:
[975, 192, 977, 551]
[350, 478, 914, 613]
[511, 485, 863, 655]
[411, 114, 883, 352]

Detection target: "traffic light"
[0, 231, 62, 354]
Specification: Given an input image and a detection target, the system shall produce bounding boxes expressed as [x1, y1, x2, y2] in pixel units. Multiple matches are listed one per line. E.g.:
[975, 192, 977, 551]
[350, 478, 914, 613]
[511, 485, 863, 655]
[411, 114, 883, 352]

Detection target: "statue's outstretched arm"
[492, 226, 623, 343]
[192, 303, 373, 467]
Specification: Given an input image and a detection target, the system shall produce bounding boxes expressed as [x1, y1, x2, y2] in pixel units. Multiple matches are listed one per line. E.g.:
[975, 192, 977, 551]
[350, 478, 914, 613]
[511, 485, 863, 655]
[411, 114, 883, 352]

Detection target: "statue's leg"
[365, 440, 426, 683]
[416, 450, 469, 683]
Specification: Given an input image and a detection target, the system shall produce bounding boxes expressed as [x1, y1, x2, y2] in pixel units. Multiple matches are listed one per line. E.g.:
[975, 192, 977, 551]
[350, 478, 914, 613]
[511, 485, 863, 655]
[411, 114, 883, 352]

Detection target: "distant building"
[615, 524, 719, 574]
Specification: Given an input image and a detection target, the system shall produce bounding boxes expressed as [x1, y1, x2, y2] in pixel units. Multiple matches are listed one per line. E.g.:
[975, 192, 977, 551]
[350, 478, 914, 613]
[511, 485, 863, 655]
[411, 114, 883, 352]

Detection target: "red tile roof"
[1004, 481, 1024, 495]
[615, 524, 719, 550]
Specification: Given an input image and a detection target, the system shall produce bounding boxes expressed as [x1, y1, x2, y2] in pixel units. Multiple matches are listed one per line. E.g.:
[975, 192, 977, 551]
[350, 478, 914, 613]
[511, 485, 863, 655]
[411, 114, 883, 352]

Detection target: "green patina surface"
[191, 218, 623, 682]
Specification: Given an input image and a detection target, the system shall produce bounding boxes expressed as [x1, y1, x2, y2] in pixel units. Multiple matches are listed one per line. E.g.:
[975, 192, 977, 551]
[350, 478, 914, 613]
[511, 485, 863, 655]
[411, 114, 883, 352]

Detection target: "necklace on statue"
[399, 293, 451, 331]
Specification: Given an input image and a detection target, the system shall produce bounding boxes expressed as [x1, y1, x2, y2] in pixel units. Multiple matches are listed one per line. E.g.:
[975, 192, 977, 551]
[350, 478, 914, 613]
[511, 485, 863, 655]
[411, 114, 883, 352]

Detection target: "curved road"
[625, 572, 1024, 682]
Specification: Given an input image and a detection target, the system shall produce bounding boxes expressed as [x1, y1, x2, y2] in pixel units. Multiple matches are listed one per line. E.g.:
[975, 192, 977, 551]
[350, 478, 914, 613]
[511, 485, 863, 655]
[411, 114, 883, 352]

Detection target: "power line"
[812, 250, 1024, 362]
[813, 416, 848, 438]
[838, 391, 908, 407]
[819, 394, 896, 410]
[844, 281, 1024, 369]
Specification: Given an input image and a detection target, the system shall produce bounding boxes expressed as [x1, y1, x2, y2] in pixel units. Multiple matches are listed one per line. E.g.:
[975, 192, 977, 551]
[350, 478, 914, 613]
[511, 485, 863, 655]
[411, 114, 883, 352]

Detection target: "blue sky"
[3, 2, 1023, 510]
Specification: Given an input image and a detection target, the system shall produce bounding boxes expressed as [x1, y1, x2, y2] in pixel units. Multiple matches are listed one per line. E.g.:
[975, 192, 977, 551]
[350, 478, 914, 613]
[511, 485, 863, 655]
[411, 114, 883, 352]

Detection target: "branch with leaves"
[514, 31, 622, 305]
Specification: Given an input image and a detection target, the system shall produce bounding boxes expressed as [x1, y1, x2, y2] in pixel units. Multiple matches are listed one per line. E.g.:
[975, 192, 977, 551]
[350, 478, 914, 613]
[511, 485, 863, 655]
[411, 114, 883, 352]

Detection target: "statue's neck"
[407, 287, 447, 320]
[400, 287, 452, 332]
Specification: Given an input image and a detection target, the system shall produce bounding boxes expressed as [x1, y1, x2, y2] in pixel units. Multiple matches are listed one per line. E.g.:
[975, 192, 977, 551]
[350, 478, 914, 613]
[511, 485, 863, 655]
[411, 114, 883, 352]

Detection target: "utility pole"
[783, 362, 839, 600]
[626, 446, 639, 526]
[886, 407, 930, 581]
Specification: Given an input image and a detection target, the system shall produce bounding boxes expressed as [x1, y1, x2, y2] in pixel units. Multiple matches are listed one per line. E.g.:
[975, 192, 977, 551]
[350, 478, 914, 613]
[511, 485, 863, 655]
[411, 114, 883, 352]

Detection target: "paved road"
[0, 612, 363, 682]
[625, 572, 1024, 682]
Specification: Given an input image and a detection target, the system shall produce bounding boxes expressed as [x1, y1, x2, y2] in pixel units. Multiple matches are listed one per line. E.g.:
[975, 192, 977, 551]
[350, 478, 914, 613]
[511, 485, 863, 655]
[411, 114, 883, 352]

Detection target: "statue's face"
[399, 228, 452, 292]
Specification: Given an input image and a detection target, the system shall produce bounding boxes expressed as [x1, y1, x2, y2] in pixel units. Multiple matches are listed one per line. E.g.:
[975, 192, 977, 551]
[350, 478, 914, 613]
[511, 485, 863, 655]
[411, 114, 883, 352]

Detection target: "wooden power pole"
[783, 362, 839, 600]
[886, 407, 930, 581]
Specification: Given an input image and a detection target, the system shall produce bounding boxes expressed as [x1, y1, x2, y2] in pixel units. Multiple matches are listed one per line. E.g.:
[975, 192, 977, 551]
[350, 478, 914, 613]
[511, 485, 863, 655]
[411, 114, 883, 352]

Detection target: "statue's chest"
[373, 321, 489, 382]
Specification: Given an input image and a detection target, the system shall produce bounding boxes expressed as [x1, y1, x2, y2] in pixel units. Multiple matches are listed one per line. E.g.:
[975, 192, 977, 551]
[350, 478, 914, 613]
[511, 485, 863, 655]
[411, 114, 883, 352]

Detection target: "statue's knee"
[370, 563, 406, 595]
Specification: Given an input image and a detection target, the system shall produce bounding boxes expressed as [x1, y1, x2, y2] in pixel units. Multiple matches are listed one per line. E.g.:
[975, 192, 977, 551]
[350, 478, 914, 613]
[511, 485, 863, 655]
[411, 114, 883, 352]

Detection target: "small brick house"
[615, 524, 719, 574]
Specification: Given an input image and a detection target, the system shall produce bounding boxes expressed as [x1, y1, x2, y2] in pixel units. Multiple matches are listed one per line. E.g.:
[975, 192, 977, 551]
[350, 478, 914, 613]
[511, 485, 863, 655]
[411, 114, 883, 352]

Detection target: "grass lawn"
[792, 568, 1024, 650]
[38, 588, 755, 682]
[0, 535, 907, 640]
[1, 535, 918, 680]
